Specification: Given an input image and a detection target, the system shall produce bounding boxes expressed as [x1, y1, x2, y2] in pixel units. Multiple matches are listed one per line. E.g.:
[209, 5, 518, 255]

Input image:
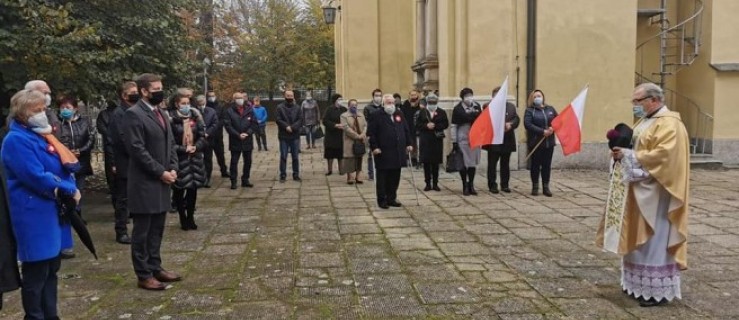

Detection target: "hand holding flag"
[469, 77, 509, 149]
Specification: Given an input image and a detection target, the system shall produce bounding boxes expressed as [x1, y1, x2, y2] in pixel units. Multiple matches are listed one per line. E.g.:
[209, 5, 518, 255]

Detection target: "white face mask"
[533, 97, 544, 106]
[44, 94, 52, 107]
[28, 112, 52, 134]
[373, 96, 382, 105]
[427, 104, 438, 112]
[235, 99, 245, 106]
[463, 96, 474, 105]
[384, 104, 395, 115]
[208, 97, 216, 102]
[337, 99, 345, 107]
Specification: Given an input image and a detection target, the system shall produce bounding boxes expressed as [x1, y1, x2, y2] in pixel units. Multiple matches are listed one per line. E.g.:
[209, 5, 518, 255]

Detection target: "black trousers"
[530, 146, 554, 184]
[212, 134, 228, 173]
[256, 126, 268, 150]
[376, 168, 401, 205]
[203, 143, 213, 184]
[21, 256, 61, 320]
[487, 151, 512, 188]
[423, 163, 440, 185]
[130, 213, 166, 280]
[113, 177, 129, 235]
[103, 153, 116, 206]
[230, 150, 253, 182]
[172, 188, 198, 212]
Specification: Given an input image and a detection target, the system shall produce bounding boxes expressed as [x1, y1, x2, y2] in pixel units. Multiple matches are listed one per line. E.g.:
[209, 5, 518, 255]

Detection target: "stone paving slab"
[2, 124, 739, 319]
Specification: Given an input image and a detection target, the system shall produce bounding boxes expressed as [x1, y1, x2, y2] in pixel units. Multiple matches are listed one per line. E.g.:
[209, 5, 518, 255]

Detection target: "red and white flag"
[469, 76, 508, 149]
[551, 86, 589, 156]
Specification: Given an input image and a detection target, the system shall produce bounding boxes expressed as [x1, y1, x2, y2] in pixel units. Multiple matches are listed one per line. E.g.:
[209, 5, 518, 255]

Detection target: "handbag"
[445, 148, 465, 173]
[350, 116, 366, 156]
[312, 126, 324, 139]
[434, 131, 446, 139]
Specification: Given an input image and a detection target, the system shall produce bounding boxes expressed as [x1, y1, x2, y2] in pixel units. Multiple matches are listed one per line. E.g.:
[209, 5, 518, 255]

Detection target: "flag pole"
[524, 136, 546, 161]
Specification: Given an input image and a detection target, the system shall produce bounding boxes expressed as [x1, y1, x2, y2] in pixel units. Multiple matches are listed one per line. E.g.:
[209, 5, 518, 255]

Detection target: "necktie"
[154, 108, 165, 128]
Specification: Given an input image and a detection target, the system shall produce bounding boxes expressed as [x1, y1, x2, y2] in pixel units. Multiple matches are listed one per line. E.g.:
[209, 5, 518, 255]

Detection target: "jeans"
[305, 124, 317, 146]
[279, 138, 301, 179]
[21, 256, 61, 320]
[230, 150, 253, 182]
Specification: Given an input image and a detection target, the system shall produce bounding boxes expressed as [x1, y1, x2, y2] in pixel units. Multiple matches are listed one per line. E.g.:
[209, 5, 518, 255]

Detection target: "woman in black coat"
[57, 98, 94, 192]
[169, 95, 207, 230]
[322, 94, 347, 175]
[523, 89, 558, 197]
[415, 94, 448, 191]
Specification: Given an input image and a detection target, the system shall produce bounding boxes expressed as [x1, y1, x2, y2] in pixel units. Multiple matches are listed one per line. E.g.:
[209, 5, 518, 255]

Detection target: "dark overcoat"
[367, 110, 412, 170]
[415, 108, 449, 164]
[223, 105, 260, 152]
[322, 105, 348, 150]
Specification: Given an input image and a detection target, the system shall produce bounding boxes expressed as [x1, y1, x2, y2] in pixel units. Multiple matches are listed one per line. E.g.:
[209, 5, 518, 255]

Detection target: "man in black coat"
[400, 90, 422, 168]
[224, 92, 260, 189]
[123, 73, 181, 291]
[276, 90, 303, 182]
[206, 90, 229, 178]
[363, 88, 384, 180]
[196, 95, 218, 188]
[107, 81, 139, 244]
[483, 86, 520, 193]
[97, 100, 118, 202]
[368, 94, 413, 209]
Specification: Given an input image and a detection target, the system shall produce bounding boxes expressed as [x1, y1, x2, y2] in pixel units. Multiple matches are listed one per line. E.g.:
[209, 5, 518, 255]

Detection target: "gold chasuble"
[597, 109, 690, 270]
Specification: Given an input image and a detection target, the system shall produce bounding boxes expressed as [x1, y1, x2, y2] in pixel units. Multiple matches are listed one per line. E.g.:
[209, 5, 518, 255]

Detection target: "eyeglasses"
[631, 96, 652, 104]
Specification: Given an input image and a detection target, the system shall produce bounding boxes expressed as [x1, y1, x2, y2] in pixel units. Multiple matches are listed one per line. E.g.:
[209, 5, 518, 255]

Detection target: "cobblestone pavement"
[2, 126, 738, 319]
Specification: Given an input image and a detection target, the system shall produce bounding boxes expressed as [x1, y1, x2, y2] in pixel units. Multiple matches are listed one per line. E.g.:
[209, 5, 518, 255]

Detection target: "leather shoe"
[293, 176, 302, 182]
[378, 203, 389, 209]
[388, 201, 402, 207]
[116, 234, 131, 244]
[154, 270, 182, 282]
[137, 278, 166, 291]
[230, 182, 238, 190]
[241, 181, 254, 188]
[501, 187, 511, 193]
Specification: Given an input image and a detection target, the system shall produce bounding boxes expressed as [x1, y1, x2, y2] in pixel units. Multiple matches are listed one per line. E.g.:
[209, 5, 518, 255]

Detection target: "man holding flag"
[481, 85, 519, 194]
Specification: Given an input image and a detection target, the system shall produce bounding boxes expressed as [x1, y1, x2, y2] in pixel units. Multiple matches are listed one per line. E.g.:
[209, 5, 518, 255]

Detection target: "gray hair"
[10, 89, 45, 123]
[24, 80, 49, 92]
[636, 82, 664, 103]
[177, 87, 193, 96]
[196, 95, 206, 103]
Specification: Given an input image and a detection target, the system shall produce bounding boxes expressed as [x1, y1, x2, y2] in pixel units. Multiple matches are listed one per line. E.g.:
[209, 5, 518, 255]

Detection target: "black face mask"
[285, 98, 294, 104]
[148, 90, 165, 105]
[126, 93, 140, 103]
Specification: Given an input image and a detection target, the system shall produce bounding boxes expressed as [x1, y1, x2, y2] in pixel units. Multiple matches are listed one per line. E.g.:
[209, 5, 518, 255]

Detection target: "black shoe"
[639, 298, 668, 307]
[221, 172, 230, 178]
[293, 176, 302, 182]
[543, 184, 553, 197]
[279, 177, 286, 183]
[388, 201, 402, 207]
[242, 181, 254, 188]
[531, 184, 539, 196]
[60, 249, 75, 259]
[230, 181, 238, 189]
[424, 184, 432, 191]
[501, 186, 511, 193]
[463, 185, 470, 196]
[489, 186, 499, 194]
[469, 187, 478, 196]
[116, 234, 131, 244]
[432, 184, 441, 191]
[264, 148, 269, 152]
[325, 171, 332, 176]
[203, 184, 211, 188]
[378, 203, 389, 209]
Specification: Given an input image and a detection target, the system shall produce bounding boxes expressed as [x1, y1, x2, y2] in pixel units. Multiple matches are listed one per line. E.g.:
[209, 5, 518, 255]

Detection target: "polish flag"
[551, 86, 589, 156]
[469, 76, 508, 149]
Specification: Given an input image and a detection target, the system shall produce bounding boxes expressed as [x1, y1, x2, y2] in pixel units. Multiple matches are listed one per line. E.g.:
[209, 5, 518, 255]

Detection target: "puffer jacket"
[524, 105, 558, 149]
[58, 114, 94, 176]
[169, 109, 207, 189]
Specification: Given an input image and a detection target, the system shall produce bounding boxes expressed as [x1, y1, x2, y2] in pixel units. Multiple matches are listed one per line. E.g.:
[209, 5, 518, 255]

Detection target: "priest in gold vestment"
[597, 82, 690, 307]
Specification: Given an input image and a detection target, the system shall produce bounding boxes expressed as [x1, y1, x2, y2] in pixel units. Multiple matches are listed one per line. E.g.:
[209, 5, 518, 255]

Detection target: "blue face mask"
[179, 105, 191, 115]
[60, 108, 74, 119]
[633, 104, 645, 118]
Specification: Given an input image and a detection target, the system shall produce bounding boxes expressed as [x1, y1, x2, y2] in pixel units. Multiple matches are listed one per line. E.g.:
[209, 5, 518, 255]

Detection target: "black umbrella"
[58, 194, 98, 260]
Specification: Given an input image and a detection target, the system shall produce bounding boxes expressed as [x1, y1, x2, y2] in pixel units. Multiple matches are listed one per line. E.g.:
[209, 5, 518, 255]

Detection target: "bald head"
[24, 80, 51, 94]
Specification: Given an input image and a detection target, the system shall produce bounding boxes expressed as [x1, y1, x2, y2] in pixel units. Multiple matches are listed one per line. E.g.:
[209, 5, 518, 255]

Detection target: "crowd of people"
[0, 73, 691, 318]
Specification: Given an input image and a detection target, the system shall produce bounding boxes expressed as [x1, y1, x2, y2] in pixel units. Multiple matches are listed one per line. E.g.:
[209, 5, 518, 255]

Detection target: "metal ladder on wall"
[635, 0, 712, 154]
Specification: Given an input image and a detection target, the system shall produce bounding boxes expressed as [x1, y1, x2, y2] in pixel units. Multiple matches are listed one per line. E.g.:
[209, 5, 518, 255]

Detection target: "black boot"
[462, 182, 470, 196]
[501, 184, 511, 193]
[178, 209, 189, 230]
[186, 208, 198, 230]
[543, 183, 553, 197]
[531, 183, 539, 196]
[230, 180, 238, 190]
[467, 168, 478, 195]
[489, 183, 499, 194]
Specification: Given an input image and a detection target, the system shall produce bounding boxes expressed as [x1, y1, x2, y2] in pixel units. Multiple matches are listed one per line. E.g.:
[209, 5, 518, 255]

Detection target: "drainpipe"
[526, 0, 536, 97]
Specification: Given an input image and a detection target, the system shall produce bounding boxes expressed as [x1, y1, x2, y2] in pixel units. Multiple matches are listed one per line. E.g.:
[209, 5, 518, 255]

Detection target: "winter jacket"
[276, 101, 303, 140]
[169, 109, 207, 189]
[199, 105, 219, 139]
[58, 114, 94, 176]
[524, 105, 558, 149]
[224, 105, 260, 152]
[254, 105, 268, 127]
[363, 103, 383, 123]
[415, 108, 449, 164]
[367, 110, 412, 170]
[301, 99, 321, 126]
[108, 103, 131, 178]
[97, 102, 117, 162]
[206, 101, 226, 137]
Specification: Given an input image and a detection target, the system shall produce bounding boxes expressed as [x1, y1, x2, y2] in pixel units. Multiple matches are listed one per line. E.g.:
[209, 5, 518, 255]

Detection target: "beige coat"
[340, 111, 367, 158]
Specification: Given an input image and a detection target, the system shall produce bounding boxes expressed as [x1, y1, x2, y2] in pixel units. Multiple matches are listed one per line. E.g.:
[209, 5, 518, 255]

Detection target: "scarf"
[178, 113, 194, 148]
[42, 134, 80, 172]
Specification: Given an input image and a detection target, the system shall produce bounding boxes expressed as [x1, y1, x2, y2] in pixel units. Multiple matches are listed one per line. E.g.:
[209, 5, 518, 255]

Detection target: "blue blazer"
[1, 121, 77, 262]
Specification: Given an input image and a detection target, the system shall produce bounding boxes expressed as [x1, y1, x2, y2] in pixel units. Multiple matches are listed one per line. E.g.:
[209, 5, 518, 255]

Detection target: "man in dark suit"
[224, 92, 260, 189]
[123, 73, 181, 291]
[107, 81, 139, 244]
[368, 94, 413, 209]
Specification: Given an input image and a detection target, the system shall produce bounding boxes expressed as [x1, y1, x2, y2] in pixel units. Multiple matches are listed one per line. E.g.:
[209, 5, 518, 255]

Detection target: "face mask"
[148, 90, 165, 105]
[60, 108, 74, 120]
[235, 99, 245, 106]
[126, 93, 140, 103]
[179, 105, 191, 114]
[208, 97, 216, 102]
[384, 105, 395, 115]
[286, 98, 294, 104]
[337, 99, 345, 107]
[28, 112, 52, 133]
[427, 104, 438, 112]
[533, 97, 543, 106]
[349, 106, 358, 114]
[44, 94, 52, 107]
[306, 95, 312, 100]
[373, 96, 382, 105]
[633, 104, 646, 118]
[464, 96, 474, 105]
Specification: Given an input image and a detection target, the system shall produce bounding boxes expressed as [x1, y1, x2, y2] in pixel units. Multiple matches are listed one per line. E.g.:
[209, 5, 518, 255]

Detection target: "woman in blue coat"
[1, 89, 81, 320]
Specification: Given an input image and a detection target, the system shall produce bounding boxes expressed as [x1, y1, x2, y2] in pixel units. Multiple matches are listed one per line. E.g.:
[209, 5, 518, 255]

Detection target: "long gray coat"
[124, 101, 178, 214]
